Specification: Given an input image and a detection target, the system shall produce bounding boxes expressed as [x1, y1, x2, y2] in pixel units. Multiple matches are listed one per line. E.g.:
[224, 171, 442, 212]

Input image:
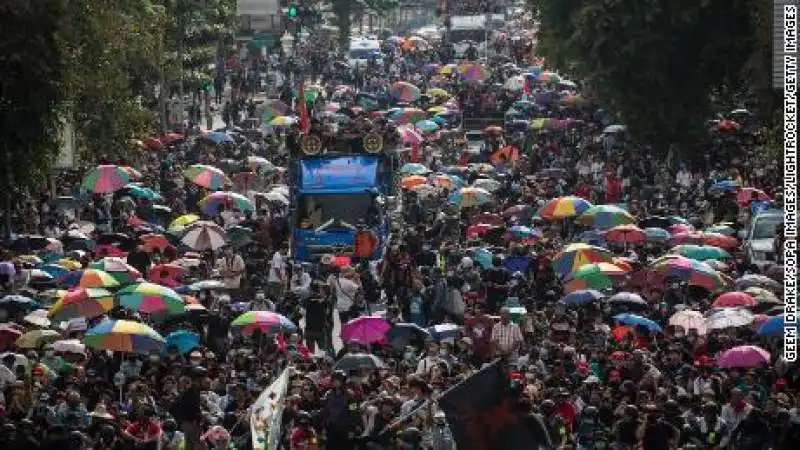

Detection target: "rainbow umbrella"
[651, 256, 727, 291]
[59, 269, 120, 289]
[89, 257, 142, 284]
[81, 165, 131, 194]
[704, 224, 736, 236]
[449, 187, 492, 209]
[269, 115, 298, 127]
[539, 196, 593, 220]
[553, 244, 615, 279]
[643, 227, 671, 243]
[604, 224, 647, 244]
[671, 244, 730, 260]
[564, 262, 628, 292]
[457, 62, 489, 82]
[48, 288, 115, 321]
[415, 119, 440, 133]
[231, 310, 297, 336]
[199, 191, 255, 215]
[389, 81, 421, 102]
[262, 99, 289, 124]
[389, 108, 428, 124]
[577, 205, 636, 230]
[168, 214, 200, 232]
[117, 282, 185, 315]
[399, 163, 431, 175]
[84, 319, 165, 355]
[401, 175, 428, 190]
[183, 164, 231, 190]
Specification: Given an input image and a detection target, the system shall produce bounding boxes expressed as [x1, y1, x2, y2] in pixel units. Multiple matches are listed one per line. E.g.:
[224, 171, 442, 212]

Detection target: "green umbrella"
[670, 244, 730, 261]
[226, 226, 253, 246]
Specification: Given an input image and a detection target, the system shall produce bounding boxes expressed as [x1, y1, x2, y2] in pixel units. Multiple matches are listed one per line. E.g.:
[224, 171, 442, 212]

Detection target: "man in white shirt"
[327, 267, 361, 323]
[267, 244, 287, 302]
[215, 246, 245, 291]
[290, 264, 312, 300]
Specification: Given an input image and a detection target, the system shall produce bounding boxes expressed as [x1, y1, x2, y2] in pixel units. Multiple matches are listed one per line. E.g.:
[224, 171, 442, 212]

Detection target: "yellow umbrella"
[427, 88, 450, 99]
[16, 330, 62, 349]
[169, 214, 200, 232]
[57, 259, 83, 270]
[427, 106, 448, 114]
[440, 64, 458, 75]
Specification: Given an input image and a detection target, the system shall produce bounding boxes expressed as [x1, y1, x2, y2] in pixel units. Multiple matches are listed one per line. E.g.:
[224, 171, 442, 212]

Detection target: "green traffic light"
[288, 6, 297, 17]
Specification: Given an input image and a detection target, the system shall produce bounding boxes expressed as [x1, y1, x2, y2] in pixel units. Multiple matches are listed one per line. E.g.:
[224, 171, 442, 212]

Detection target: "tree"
[531, 0, 765, 153]
[329, 0, 397, 49]
[0, 0, 68, 236]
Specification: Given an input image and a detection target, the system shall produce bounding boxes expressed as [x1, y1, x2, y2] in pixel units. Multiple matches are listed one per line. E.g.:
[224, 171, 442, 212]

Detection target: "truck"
[291, 153, 393, 262]
[448, 15, 487, 58]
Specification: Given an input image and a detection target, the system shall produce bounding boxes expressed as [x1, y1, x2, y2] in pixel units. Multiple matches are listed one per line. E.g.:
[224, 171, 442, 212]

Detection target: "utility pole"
[177, 0, 186, 132]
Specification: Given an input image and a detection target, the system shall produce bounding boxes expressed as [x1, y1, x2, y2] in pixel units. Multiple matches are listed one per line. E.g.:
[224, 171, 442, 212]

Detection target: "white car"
[347, 39, 383, 69]
[742, 210, 783, 269]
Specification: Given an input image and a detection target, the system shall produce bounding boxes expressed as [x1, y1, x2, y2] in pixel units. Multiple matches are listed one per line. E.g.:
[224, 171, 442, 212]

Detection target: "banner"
[250, 367, 290, 450]
[437, 360, 551, 450]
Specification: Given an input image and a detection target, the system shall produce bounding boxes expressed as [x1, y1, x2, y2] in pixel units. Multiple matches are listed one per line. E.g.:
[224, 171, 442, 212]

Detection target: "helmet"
[582, 405, 599, 418]
[540, 399, 555, 412]
[332, 370, 347, 382]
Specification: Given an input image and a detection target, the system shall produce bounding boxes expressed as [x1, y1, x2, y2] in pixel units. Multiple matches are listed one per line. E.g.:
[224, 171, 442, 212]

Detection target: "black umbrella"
[333, 353, 386, 372]
[386, 323, 431, 349]
[639, 216, 671, 229]
[9, 235, 51, 252]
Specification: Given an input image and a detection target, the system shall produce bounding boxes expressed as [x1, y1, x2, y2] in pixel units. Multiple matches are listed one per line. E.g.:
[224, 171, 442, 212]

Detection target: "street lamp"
[280, 31, 295, 58]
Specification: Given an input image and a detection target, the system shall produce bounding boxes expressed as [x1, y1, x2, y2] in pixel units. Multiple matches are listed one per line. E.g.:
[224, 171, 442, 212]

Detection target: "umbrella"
[414, 119, 440, 133]
[708, 179, 740, 195]
[737, 187, 771, 205]
[341, 316, 391, 345]
[23, 309, 51, 328]
[401, 175, 428, 190]
[0, 326, 23, 348]
[269, 115, 297, 127]
[42, 264, 71, 280]
[705, 309, 754, 330]
[429, 323, 462, 341]
[613, 313, 662, 332]
[471, 179, 502, 192]
[52, 339, 86, 354]
[699, 233, 738, 249]
[717, 345, 770, 368]
[668, 310, 707, 334]
[712, 291, 756, 308]
[89, 257, 142, 284]
[147, 264, 185, 284]
[399, 163, 431, 175]
[168, 214, 200, 232]
[247, 156, 277, 173]
[577, 205, 636, 230]
[16, 330, 61, 349]
[603, 124, 626, 134]
[643, 227, 671, 243]
[449, 187, 492, 208]
[333, 353, 386, 372]
[183, 164, 231, 190]
[231, 311, 297, 335]
[564, 262, 627, 292]
[81, 165, 131, 194]
[608, 292, 647, 307]
[200, 130, 234, 144]
[562, 289, 606, 306]
[509, 225, 539, 239]
[164, 330, 201, 354]
[466, 223, 496, 238]
[181, 221, 227, 251]
[651, 257, 727, 291]
[389, 81, 421, 102]
[669, 223, 695, 235]
[199, 191, 255, 215]
[120, 184, 162, 202]
[671, 245, 730, 260]
[385, 323, 431, 348]
[758, 314, 795, 337]
[397, 125, 424, 145]
[188, 280, 228, 291]
[552, 243, 614, 278]
[117, 282, 185, 315]
[58, 269, 120, 289]
[704, 224, 736, 236]
[84, 320, 165, 355]
[457, 62, 489, 82]
[539, 196, 593, 220]
[427, 87, 449, 98]
[605, 225, 647, 244]
[735, 274, 781, 292]
[503, 204, 533, 218]
[389, 108, 428, 124]
[48, 288, 115, 321]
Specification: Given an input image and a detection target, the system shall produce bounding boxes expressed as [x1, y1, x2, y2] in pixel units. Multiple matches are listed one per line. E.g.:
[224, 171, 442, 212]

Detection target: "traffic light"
[287, 5, 297, 18]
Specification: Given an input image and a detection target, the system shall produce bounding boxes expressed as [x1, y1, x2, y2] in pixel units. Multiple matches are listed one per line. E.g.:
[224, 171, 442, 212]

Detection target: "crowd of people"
[0, 8, 792, 450]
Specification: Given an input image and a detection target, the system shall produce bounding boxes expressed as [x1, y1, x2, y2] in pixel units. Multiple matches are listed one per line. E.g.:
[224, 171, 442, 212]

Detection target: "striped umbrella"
[389, 81, 421, 102]
[198, 191, 255, 215]
[552, 243, 614, 278]
[183, 164, 231, 190]
[181, 221, 227, 251]
[539, 196, 593, 220]
[81, 165, 131, 194]
[58, 269, 120, 289]
[117, 282, 185, 315]
[577, 205, 636, 230]
[48, 288, 115, 321]
[84, 320, 165, 355]
[564, 263, 626, 292]
[231, 311, 297, 336]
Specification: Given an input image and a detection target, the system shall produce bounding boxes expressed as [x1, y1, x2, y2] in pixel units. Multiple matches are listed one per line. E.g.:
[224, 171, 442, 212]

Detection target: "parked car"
[742, 210, 783, 269]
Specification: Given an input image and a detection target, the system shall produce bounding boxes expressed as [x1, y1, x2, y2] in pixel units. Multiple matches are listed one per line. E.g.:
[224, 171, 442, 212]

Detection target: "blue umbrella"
[122, 184, 162, 201]
[667, 216, 690, 225]
[204, 131, 234, 144]
[758, 314, 796, 337]
[0, 294, 39, 310]
[431, 115, 447, 125]
[613, 313, 662, 332]
[644, 227, 670, 243]
[164, 330, 200, 354]
[399, 163, 430, 175]
[42, 264, 70, 279]
[509, 225, 539, 238]
[563, 289, 606, 306]
[579, 229, 606, 246]
[708, 180, 739, 195]
[429, 323, 461, 341]
[472, 248, 494, 269]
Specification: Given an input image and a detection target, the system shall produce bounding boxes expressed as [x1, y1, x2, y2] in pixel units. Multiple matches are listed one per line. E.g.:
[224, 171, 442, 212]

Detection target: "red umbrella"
[471, 213, 503, 226]
[140, 234, 170, 253]
[0, 325, 23, 349]
[160, 132, 184, 145]
[605, 225, 647, 244]
[701, 233, 739, 249]
[466, 223, 495, 238]
[143, 138, 163, 150]
[669, 223, 694, 235]
[736, 188, 771, 206]
[669, 231, 705, 246]
[712, 291, 756, 308]
[148, 264, 185, 284]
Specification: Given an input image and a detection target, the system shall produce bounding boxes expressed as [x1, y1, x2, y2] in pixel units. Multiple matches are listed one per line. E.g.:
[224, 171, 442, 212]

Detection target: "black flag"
[438, 361, 552, 450]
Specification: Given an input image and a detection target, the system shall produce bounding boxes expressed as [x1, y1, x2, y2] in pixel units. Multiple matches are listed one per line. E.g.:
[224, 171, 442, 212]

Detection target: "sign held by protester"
[250, 367, 290, 450]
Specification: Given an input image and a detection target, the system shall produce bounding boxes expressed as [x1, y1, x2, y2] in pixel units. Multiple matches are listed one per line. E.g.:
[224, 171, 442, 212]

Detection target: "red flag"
[522, 77, 530, 96]
[297, 80, 310, 134]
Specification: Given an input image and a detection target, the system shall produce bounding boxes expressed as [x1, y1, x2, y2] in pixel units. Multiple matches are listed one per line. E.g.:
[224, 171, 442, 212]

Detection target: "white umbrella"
[704, 308, 754, 330]
[181, 221, 227, 251]
[51, 339, 86, 354]
[260, 191, 289, 205]
[603, 124, 627, 134]
[471, 178, 502, 192]
[23, 309, 51, 328]
[558, 79, 578, 88]
[668, 310, 707, 334]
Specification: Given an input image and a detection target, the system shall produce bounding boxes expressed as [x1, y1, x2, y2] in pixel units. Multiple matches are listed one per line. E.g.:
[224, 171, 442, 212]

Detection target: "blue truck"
[291, 153, 393, 262]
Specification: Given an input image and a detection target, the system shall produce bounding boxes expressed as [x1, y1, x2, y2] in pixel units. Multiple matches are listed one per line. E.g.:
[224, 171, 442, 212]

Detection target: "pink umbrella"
[341, 316, 391, 345]
[717, 345, 770, 368]
[751, 314, 769, 330]
[669, 231, 705, 246]
[669, 223, 694, 235]
[712, 291, 756, 308]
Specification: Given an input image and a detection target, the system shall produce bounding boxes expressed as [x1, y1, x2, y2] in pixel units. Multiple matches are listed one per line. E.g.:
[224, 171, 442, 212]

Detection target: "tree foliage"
[0, 0, 67, 193]
[531, 0, 767, 152]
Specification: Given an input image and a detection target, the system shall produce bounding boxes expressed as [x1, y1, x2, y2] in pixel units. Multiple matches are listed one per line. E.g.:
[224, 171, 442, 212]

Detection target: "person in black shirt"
[303, 284, 331, 354]
[175, 367, 205, 450]
[641, 404, 679, 450]
[482, 255, 509, 313]
[127, 244, 152, 279]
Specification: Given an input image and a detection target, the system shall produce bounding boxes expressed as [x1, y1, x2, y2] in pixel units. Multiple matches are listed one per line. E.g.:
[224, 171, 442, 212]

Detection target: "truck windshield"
[296, 193, 378, 230]
[348, 48, 377, 59]
[752, 215, 782, 239]
[448, 29, 485, 43]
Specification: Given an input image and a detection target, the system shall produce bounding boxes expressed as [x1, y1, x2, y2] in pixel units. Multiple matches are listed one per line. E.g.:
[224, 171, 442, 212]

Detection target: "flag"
[297, 80, 310, 134]
[250, 367, 290, 450]
[522, 76, 530, 96]
[438, 360, 551, 450]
